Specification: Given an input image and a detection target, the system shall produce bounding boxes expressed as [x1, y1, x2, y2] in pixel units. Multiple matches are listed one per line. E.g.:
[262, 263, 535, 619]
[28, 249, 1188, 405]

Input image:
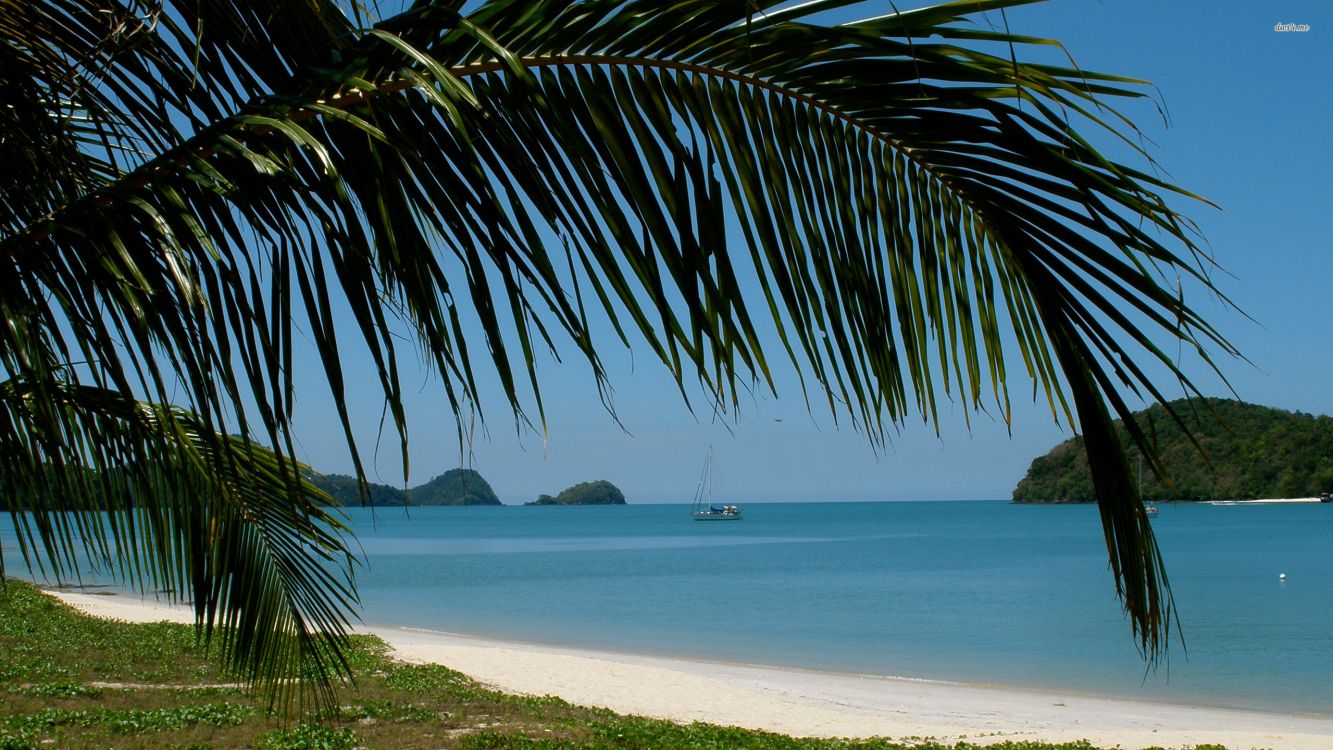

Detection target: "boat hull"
[692, 512, 742, 521]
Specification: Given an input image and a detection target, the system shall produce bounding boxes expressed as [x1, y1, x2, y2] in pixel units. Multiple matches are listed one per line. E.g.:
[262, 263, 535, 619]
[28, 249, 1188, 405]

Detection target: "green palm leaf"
[2, 0, 1235, 700]
[0, 378, 357, 708]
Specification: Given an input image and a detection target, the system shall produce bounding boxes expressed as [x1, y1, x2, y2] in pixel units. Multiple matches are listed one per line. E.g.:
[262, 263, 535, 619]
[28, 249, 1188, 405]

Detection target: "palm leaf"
[1, 0, 1235, 699]
[0, 378, 357, 708]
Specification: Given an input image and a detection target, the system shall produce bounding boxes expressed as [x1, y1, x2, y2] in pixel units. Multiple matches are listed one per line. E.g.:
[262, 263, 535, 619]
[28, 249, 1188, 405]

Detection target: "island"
[309, 468, 501, 506]
[306, 473, 407, 506]
[1012, 398, 1333, 503]
[525, 480, 626, 505]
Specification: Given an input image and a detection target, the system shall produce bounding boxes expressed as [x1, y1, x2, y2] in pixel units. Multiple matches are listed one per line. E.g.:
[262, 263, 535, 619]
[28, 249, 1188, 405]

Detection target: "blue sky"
[291, 0, 1331, 504]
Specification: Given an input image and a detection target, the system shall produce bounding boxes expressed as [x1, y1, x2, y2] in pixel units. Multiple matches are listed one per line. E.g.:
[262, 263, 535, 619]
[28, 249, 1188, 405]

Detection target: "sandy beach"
[47, 588, 1333, 750]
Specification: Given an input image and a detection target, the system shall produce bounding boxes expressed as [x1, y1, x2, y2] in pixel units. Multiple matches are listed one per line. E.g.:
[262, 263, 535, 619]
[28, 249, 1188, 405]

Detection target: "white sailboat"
[1138, 455, 1157, 517]
[691, 448, 741, 521]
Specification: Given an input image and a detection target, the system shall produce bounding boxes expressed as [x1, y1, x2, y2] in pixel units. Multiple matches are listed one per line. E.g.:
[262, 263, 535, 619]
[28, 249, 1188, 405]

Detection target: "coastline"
[43, 588, 1333, 749]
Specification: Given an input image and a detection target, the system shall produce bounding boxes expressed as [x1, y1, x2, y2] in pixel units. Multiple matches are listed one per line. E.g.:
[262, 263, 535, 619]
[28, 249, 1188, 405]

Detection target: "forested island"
[6, 465, 625, 509]
[526, 480, 626, 505]
[309, 470, 625, 507]
[305, 473, 406, 506]
[309, 468, 500, 506]
[1013, 398, 1333, 503]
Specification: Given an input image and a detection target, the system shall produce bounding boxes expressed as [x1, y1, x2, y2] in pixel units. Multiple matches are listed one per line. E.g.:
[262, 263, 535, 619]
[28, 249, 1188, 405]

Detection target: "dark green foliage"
[1014, 399, 1333, 502]
[556, 481, 626, 505]
[527, 481, 626, 505]
[6, 704, 254, 734]
[309, 468, 504, 506]
[306, 474, 407, 507]
[257, 723, 357, 750]
[0, 727, 37, 750]
[16, 682, 103, 699]
[0, 465, 100, 511]
[407, 468, 503, 506]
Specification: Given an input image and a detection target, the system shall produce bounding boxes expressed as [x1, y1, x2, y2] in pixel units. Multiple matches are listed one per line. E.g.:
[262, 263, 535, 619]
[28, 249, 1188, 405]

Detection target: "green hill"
[1012, 399, 1333, 503]
[406, 468, 502, 506]
[17, 461, 616, 509]
[526, 480, 625, 505]
[307, 473, 407, 506]
[309, 468, 500, 506]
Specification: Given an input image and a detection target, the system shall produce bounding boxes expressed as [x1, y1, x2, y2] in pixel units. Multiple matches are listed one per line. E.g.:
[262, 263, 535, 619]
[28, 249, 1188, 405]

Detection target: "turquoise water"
[7, 501, 1333, 714]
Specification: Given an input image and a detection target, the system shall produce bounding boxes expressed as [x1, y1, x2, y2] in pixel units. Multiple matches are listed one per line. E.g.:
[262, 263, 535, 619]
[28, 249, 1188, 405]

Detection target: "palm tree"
[1, 0, 1233, 704]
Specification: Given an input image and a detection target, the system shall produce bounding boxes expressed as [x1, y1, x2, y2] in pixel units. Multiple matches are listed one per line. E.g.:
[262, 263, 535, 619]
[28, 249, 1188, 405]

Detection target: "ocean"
[7, 500, 1333, 715]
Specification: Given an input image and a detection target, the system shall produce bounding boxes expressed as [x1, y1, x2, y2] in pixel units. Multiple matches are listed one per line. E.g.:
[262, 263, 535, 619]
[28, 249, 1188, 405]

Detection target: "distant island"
[1013, 398, 1333, 503]
[9, 463, 624, 509]
[309, 468, 501, 506]
[306, 473, 407, 506]
[525, 480, 626, 505]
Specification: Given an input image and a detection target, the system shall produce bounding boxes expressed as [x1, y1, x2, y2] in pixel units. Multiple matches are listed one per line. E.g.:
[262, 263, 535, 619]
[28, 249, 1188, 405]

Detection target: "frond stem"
[450, 55, 965, 201]
[7, 52, 972, 253]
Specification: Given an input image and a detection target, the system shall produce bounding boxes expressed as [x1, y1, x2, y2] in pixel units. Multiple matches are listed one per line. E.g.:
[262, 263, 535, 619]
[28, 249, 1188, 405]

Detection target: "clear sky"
[288, 0, 1331, 504]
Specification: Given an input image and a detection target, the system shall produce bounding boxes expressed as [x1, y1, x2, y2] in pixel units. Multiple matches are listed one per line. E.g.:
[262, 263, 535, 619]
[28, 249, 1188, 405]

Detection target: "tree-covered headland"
[308, 468, 501, 506]
[1013, 399, 1333, 503]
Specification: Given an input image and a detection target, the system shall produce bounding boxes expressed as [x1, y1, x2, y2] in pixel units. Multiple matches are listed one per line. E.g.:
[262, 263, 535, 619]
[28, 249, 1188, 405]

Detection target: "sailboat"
[691, 448, 742, 521]
[1138, 454, 1158, 517]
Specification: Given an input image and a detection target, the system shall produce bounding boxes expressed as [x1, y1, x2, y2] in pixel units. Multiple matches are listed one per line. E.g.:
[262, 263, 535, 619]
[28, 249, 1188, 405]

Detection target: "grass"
[0, 580, 1231, 750]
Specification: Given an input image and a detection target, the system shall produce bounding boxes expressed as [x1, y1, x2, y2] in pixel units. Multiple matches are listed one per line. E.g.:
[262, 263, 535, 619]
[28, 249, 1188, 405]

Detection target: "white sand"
[47, 589, 1333, 750]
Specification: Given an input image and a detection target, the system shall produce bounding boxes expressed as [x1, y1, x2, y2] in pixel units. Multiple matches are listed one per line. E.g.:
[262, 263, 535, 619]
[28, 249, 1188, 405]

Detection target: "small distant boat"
[691, 448, 742, 521]
[694, 504, 742, 520]
[1136, 457, 1157, 518]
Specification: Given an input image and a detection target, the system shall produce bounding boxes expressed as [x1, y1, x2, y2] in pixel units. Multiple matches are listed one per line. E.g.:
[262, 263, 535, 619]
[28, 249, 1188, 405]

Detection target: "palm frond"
[0, 378, 357, 708]
[1, 0, 1236, 693]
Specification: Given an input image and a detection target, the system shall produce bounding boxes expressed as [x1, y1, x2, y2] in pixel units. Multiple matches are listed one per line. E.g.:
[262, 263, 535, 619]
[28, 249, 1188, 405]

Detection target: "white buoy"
[1279, 573, 1287, 580]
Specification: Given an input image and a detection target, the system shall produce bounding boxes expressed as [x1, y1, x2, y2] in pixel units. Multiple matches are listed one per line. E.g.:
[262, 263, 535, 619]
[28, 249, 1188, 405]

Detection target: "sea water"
[6, 500, 1333, 715]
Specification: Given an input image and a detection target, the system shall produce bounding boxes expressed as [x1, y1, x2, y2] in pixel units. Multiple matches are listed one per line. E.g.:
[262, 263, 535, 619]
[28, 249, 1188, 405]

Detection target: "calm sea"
[7, 501, 1333, 715]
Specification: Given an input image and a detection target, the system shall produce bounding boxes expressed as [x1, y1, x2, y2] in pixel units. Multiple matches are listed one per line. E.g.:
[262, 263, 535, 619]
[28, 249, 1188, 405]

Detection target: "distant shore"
[45, 588, 1333, 750]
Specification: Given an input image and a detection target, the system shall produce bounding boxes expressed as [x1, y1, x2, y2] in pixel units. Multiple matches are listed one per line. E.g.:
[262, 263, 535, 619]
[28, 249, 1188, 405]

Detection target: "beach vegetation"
[3, 0, 1233, 703]
[0, 581, 1240, 750]
[257, 723, 358, 750]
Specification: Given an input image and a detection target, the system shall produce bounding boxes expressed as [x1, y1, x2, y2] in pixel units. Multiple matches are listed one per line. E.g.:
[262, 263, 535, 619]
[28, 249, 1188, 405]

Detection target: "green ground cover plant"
[0, 581, 1229, 750]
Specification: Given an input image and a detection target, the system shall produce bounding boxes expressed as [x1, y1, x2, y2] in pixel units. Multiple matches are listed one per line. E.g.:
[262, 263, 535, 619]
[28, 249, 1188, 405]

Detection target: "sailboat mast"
[707, 449, 713, 507]
[692, 447, 714, 511]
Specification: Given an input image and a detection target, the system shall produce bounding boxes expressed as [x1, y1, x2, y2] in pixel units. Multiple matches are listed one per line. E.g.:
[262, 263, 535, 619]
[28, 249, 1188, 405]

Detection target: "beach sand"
[47, 589, 1333, 750]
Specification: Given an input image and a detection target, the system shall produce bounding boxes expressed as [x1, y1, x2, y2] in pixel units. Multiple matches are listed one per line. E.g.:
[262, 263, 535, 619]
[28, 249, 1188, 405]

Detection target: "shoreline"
[43, 587, 1333, 749]
[373, 620, 1327, 720]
